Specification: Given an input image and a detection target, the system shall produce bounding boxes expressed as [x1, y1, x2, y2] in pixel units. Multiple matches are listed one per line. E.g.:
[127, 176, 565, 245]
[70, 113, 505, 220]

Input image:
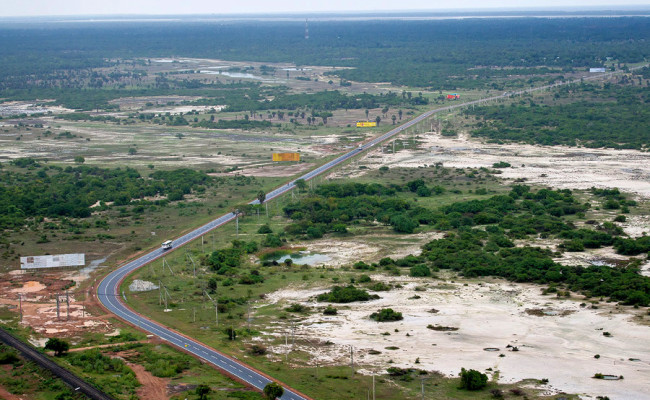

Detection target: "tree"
[257, 190, 266, 205]
[196, 384, 211, 400]
[74, 156, 85, 164]
[398, 109, 403, 120]
[459, 368, 488, 390]
[375, 116, 381, 125]
[294, 179, 307, 192]
[128, 147, 137, 155]
[45, 338, 70, 356]
[365, 109, 369, 120]
[263, 382, 284, 400]
[391, 115, 397, 124]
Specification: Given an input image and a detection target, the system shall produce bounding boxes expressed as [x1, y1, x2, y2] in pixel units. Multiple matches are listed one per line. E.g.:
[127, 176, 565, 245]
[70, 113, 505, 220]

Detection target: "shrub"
[369, 282, 391, 291]
[317, 285, 379, 303]
[285, 303, 308, 313]
[250, 344, 267, 355]
[369, 308, 403, 322]
[459, 368, 488, 390]
[258, 224, 273, 234]
[410, 264, 431, 277]
[323, 306, 338, 315]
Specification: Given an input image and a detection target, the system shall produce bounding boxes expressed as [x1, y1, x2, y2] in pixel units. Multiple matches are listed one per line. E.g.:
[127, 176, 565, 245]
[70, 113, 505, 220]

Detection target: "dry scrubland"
[1, 57, 649, 399]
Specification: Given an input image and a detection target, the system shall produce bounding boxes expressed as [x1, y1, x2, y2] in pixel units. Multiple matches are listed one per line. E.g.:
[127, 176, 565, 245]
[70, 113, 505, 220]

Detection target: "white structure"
[589, 68, 606, 73]
[20, 253, 85, 269]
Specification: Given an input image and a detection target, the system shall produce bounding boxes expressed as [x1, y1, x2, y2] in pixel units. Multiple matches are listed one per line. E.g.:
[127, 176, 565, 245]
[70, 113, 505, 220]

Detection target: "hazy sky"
[2, 0, 649, 17]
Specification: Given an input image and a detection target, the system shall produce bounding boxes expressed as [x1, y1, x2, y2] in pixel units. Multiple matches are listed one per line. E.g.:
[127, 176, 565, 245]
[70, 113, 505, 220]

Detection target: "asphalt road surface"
[97, 66, 643, 399]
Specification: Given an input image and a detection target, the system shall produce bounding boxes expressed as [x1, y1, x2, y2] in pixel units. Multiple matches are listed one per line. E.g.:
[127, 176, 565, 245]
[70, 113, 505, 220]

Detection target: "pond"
[274, 252, 332, 266]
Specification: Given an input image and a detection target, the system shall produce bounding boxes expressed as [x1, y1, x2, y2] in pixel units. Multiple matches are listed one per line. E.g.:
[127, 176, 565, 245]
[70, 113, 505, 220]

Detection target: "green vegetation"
[65, 349, 139, 397]
[317, 285, 380, 303]
[263, 382, 284, 400]
[369, 308, 403, 322]
[1, 18, 647, 94]
[466, 84, 650, 150]
[0, 162, 218, 230]
[459, 368, 489, 390]
[44, 337, 70, 357]
[0, 344, 84, 400]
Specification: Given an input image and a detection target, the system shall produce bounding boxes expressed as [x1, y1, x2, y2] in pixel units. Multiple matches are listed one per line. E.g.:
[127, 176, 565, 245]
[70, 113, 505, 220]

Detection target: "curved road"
[97, 66, 644, 399]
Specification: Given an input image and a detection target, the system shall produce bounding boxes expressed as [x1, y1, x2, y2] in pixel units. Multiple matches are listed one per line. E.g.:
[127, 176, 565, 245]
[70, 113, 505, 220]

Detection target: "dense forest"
[1, 17, 648, 92]
[465, 82, 650, 149]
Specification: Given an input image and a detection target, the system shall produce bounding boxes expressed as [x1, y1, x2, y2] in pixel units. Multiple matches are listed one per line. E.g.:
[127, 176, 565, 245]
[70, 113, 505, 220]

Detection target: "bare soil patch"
[259, 276, 650, 400]
[0, 271, 112, 338]
[332, 131, 650, 200]
[210, 162, 316, 178]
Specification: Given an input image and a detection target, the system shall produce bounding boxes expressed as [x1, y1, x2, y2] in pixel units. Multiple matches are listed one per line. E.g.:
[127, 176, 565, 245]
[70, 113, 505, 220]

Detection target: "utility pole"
[419, 376, 430, 400]
[66, 291, 70, 320]
[56, 294, 60, 320]
[247, 304, 251, 331]
[350, 345, 354, 376]
[285, 333, 289, 361]
[18, 294, 22, 322]
[373, 374, 376, 400]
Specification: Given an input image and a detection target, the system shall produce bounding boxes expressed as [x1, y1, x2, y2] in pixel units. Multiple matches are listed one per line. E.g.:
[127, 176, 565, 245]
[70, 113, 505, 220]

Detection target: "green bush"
[369, 308, 403, 322]
[459, 368, 488, 390]
[317, 285, 380, 303]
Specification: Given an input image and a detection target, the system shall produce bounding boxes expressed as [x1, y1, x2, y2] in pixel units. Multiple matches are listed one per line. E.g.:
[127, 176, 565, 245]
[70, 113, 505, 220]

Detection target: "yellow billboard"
[356, 121, 377, 127]
[272, 153, 300, 162]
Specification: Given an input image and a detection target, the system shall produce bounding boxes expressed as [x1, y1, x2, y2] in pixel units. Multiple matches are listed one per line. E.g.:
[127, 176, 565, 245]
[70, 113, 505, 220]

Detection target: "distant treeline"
[0, 160, 216, 229]
[1, 17, 648, 90]
[466, 83, 650, 149]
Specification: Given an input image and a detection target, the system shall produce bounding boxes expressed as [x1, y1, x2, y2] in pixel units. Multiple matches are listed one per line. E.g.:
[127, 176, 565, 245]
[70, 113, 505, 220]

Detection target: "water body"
[199, 70, 285, 83]
[275, 252, 332, 266]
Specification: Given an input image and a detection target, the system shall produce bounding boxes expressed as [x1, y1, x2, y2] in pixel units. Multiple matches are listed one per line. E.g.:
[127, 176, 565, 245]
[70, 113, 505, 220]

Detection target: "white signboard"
[20, 253, 85, 269]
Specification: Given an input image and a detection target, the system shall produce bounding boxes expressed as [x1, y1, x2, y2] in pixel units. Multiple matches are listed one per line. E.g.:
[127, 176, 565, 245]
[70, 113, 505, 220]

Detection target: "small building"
[589, 68, 606, 73]
[446, 93, 460, 100]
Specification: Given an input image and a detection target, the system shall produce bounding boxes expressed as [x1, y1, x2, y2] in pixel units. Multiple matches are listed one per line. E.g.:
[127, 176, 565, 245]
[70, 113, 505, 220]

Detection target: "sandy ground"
[335, 131, 650, 200]
[260, 276, 650, 400]
[302, 231, 445, 266]
[129, 362, 170, 400]
[0, 269, 113, 342]
[210, 162, 316, 178]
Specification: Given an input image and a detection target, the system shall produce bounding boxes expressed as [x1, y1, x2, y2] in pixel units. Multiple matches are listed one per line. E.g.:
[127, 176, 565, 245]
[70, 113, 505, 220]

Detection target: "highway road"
[97, 65, 644, 399]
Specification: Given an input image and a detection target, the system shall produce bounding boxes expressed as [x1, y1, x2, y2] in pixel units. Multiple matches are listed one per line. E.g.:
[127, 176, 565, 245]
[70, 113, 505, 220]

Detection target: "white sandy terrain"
[261, 276, 650, 400]
[336, 132, 650, 200]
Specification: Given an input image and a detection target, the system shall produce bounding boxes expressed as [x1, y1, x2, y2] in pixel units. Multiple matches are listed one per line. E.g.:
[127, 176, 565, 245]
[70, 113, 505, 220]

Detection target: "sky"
[1, 0, 649, 17]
